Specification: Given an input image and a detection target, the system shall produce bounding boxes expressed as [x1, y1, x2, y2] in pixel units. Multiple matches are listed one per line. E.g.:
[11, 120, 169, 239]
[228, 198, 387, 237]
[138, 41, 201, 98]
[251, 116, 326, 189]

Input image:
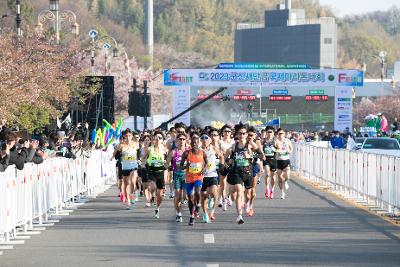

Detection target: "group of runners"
[111, 123, 293, 225]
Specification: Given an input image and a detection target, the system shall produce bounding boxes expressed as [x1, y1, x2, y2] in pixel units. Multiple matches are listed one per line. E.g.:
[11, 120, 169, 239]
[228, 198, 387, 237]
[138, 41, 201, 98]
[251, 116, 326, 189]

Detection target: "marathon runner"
[180, 132, 207, 226]
[200, 131, 224, 223]
[263, 126, 277, 199]
[244, 127, 265, 217]
[142, 131, 167, 218]
[113, 129, 140, 209]
[225, 124, 263, 224]
[166, 133, 188, 223]
[275, 128, 293, 199]
[218, 124, 235, 211]
[139, 134, 152, 207]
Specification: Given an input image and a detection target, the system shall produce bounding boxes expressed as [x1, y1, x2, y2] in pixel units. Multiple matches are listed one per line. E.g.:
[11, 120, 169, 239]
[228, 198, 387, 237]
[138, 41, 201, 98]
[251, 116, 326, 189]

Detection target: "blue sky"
[318, 0, 399, 16]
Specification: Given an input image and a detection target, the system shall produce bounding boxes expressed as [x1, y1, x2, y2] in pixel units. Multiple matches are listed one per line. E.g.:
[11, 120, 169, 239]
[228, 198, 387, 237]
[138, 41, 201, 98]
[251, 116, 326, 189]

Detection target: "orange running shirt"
[185, 150, 204, 183]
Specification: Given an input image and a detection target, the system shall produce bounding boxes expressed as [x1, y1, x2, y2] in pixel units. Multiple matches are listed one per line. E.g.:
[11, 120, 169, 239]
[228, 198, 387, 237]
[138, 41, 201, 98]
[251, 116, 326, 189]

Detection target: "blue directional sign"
[103, 43, 112, 49]
[273, 90, 288, 95]
[88, 29, 98, 39]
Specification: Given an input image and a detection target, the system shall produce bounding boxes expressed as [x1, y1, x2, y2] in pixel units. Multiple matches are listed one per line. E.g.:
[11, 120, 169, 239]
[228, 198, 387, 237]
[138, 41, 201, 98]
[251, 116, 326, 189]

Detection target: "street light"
[36, 0, 79, 44]
[87, 30, 130, 78]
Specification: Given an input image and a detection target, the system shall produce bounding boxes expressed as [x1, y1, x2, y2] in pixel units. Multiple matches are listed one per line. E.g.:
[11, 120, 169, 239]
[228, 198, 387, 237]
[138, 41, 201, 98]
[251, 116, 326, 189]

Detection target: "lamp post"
[378, 51, 387, 97]
[36, 0, 79, 44]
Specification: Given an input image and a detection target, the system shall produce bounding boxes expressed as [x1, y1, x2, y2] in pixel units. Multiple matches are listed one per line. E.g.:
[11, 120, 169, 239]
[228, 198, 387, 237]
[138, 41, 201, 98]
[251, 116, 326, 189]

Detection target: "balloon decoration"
[210, 121, 225, 130]
[248, 120, 264, 126]
[91, 118, 124, 148]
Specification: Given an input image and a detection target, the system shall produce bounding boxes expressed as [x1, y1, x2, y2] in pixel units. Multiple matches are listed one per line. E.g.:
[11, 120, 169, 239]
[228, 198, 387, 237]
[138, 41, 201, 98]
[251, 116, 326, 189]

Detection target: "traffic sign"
[103, 43, 112, 49]
[309, 90, 324, 95]
[88, 29, 98, 39]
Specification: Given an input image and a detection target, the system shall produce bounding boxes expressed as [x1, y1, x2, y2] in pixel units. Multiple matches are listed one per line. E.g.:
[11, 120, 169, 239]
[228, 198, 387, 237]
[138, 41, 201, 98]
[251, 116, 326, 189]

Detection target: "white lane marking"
[206, 264, 219, 267]
[0, 251, 3, 256]
[204, 234, 215, 244]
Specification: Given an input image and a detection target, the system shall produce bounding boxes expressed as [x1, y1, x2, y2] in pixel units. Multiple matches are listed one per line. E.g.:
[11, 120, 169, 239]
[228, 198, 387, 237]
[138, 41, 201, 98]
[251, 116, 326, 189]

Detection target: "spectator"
[391, 117, 398, 132]
[330, 131, 345, 149]
[321, 131, 330, 141]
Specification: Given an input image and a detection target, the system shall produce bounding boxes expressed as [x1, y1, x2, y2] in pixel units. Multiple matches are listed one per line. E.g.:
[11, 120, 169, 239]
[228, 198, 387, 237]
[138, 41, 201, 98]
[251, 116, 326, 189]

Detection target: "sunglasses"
[267, 131, 273, 133]
[200, 136, 210, 140]
[278, 132, 285, 135]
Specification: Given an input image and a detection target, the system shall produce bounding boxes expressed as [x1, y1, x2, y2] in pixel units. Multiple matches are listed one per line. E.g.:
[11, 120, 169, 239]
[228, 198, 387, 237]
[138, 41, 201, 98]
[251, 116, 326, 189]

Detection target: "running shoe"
[245, 203, 250, 214]
[140, 191, 144, 197]
[145, 202, 151, 208]
[120, 193, 125, 203]
[208, 197, 214, 209]
[202, 214, 210, 223]
[209, 212, 216, 221]
[270, 191, 274, 199]
[265, 189, 269, 199]
[135, 195, 139, 202]
[222, 201, 227, 211]
[130, 199, 135, 205]
[218, 197, 223, 208]
[236, 215, 244, 225]
[188, 216, 195, 226]
[285, 181, 289, 190]
[183, 200, 188, 205]
[125, 205, 131, 210]
[176, 215, 183, 223]
[248, 207, 254, 217]
[227, 197, 232, 206]
[281, 190, 286, 199]
[194, 205, 200, 218]
[154, 209, 160, 219]
[257, 178, 261, 184]
[162, 189, 166, 197]
[169, 192, 174, 199]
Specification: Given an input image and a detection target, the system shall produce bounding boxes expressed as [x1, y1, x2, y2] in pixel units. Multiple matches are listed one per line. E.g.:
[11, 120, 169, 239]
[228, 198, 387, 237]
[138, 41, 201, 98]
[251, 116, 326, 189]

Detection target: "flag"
[265, 118, 280, 126]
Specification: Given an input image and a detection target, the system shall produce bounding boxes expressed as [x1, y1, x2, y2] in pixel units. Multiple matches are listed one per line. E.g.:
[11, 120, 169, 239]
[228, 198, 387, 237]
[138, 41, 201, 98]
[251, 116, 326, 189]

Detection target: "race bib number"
[123, 155, 136, 161]
[235, 154, 249, 167]
[189, 162, 202, 174]
[206, 162, 216, 170]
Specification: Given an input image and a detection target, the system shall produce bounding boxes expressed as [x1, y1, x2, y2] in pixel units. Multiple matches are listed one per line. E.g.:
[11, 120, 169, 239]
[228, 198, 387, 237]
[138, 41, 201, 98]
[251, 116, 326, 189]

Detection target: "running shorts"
[173, 171, 186, 190]
[263, 157, 277, 172]
[243, 175, 254, 190]
[148, 171, 165, 190]
[252, 164, 260, 177]
[186, 180, 203, 196]
[227, 168, 252, 186]
[121, 168, 137, 177]
[201, 177, 219, 191]
[117, 164, 123, 179]
[277, 160, 290, 171]
[138, 167, 149, 183]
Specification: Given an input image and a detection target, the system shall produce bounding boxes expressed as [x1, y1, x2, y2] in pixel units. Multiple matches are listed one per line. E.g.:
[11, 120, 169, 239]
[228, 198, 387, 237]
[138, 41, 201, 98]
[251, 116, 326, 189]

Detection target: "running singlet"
[146, 146, 165, 171]
[263, 138, 276, 157]
[204, 146, 218, 178]
[172, 149, 186, 173]
[220, 139, 235, 152]
[121, 147, 139, 170]
[276, 138, 290, 160]
[185, 150, 204, 183]
[232, 143, 252, 169]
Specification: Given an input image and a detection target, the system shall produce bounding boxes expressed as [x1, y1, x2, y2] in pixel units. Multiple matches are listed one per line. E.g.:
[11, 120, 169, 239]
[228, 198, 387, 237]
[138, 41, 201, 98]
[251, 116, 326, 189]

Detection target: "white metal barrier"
[292, 143, 400, 214]
[0, 150, 116, 243]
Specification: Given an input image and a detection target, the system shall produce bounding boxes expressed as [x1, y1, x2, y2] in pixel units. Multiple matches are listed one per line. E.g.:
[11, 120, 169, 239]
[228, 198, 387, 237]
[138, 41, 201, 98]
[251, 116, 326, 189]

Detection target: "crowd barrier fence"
[0, 150, 116, 243]
[292, 143, 400, 215]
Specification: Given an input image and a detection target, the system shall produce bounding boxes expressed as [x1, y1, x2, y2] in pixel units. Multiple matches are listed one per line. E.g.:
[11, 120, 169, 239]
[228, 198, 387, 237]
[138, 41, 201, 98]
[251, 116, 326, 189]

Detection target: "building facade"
[234, 2, 337, 69]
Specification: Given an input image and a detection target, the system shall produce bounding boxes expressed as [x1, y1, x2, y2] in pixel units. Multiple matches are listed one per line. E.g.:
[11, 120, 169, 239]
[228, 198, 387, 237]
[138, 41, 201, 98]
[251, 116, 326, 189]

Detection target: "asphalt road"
[2, 177, 400, 267]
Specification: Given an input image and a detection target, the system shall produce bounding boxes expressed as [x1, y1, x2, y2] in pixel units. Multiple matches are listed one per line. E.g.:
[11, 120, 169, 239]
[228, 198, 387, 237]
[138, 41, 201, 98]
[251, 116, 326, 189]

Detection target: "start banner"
[163, 68, 364, 87]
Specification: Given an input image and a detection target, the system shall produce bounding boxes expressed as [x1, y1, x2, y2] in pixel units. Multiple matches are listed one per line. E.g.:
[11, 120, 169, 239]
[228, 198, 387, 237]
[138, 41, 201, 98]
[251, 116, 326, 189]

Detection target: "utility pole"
[16, 0, 22, 37]
[133, 79, 138, 131]
[145, 0, 154, 69]
[143, 80, 148, 130]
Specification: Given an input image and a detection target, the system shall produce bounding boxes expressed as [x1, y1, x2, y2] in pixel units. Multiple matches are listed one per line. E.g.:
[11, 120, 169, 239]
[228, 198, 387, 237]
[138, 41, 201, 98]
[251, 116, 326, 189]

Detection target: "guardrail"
[292, 143, 400, 215]
[0, 150, 116, 244]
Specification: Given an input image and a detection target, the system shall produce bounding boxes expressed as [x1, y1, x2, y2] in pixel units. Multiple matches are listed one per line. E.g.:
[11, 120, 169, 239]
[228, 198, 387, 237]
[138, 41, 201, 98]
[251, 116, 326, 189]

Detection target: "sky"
[318, 0, 399, 17]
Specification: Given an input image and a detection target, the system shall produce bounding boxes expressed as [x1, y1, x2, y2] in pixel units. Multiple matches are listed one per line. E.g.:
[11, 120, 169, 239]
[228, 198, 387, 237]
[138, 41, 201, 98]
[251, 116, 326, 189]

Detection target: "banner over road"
[164, 68, 364, 87]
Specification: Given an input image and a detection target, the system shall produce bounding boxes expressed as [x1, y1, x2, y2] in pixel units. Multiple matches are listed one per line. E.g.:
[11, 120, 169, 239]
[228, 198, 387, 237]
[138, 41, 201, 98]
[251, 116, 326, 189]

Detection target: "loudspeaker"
[128, 91, 151, 117]
[84, 76, 115, 128]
